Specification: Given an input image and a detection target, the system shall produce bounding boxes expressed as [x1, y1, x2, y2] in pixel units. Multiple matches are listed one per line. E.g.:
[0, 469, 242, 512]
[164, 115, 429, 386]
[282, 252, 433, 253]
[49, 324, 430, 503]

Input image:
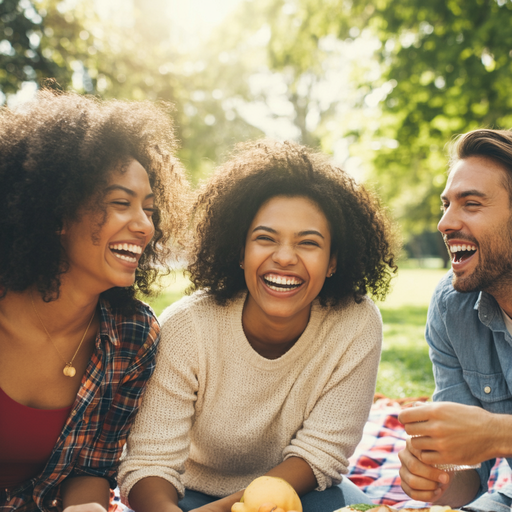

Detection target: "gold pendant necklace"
[30, 291, 96, 378]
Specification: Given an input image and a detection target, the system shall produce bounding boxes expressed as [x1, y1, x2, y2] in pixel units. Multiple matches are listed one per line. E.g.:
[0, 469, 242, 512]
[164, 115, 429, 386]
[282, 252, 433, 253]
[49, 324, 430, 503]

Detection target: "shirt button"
[71, 410, 76, 416]
[52, 500, 58, 506]
[484, 386, 491, 394]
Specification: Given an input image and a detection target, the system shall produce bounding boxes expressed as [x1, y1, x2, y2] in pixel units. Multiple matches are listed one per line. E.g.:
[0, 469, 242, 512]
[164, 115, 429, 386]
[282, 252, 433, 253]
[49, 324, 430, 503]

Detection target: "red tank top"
[0, 387, 72, 489]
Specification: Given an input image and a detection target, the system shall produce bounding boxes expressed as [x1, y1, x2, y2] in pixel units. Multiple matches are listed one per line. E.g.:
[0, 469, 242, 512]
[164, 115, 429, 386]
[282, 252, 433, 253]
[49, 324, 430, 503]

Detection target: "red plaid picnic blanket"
[347, 398, 512, 509]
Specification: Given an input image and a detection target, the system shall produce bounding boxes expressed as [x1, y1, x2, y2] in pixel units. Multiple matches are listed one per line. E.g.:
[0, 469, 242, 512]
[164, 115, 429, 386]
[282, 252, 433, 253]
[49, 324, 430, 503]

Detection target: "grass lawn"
[145, 266, 449, 399]
[376, 267, 448, 399]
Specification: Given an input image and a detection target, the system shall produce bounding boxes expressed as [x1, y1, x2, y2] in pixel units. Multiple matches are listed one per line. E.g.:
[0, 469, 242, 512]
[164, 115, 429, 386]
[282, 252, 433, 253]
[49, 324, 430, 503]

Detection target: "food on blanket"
[257, 504, 287, 512]
[258, 504, 278, 512]
[231, 476, 302, 512]
[257, 504, 299, 512]
[334, 505, 376, 511]
[334, 505, 459, 512]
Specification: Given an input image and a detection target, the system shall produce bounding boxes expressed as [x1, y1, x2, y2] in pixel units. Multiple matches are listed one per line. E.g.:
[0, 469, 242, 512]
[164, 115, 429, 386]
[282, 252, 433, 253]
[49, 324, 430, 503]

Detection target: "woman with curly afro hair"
[120, 140, 397, 512]
[0, 90, 190, 512]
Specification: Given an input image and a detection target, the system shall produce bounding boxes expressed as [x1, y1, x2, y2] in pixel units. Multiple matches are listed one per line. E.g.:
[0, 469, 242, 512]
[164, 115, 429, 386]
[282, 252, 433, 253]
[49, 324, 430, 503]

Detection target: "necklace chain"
[30, 291, 96, 378]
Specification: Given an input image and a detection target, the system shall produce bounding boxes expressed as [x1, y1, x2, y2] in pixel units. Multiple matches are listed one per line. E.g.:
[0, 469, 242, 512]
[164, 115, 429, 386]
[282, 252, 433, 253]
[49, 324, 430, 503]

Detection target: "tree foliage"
[361, 0, 512, 235]
[4, 0, 511, 254]
[246, 0, 512, 251]
[0, 0, 263, 181]
[0, 0, 63, 96]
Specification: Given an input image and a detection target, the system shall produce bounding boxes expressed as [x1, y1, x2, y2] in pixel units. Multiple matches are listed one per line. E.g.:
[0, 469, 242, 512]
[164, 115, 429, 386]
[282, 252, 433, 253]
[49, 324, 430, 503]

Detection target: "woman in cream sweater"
[119, 140, 397, 512]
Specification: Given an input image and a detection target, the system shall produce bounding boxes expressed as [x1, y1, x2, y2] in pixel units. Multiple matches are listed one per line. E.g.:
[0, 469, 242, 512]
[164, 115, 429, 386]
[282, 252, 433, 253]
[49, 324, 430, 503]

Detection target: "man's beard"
[446, 219, 512, 295]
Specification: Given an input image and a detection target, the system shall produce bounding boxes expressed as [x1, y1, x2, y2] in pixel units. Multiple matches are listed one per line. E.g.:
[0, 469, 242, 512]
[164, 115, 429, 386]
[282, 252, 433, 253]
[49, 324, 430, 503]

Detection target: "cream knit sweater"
[119, 291, 382, 503]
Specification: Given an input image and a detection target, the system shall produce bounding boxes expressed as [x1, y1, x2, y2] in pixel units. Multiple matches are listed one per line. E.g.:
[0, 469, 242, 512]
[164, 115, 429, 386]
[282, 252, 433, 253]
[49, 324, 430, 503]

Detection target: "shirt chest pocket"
[463, 370, 512, 414]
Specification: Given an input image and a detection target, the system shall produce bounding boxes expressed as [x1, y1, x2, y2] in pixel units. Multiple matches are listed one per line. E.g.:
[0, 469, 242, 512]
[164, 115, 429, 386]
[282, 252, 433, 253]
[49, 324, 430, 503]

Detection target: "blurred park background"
[3, 0, 512, 396]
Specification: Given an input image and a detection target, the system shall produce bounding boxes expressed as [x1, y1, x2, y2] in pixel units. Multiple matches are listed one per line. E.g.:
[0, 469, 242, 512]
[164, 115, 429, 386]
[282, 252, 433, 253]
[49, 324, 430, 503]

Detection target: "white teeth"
[450, 244, 476, 253]
[267, 283, 286, 292]
[113, 253, 137, 263]
[264, 274, 303, 286]
[109, 243, 143, 255]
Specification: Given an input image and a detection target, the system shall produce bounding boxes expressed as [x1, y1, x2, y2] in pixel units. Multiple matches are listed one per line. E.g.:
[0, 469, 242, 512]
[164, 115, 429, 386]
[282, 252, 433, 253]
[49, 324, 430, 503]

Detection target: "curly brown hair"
[189, 139, 397, 306]
[0, 89, 190, 309]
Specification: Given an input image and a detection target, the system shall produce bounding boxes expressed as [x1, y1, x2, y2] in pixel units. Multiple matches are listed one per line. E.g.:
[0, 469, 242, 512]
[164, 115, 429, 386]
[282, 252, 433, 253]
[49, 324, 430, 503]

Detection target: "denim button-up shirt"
[426, 271, 512, 495]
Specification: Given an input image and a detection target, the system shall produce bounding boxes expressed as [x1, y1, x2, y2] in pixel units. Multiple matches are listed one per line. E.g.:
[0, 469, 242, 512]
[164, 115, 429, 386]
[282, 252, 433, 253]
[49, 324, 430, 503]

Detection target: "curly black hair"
[0, 89, 190, 309]
[189, 139, 397, 306]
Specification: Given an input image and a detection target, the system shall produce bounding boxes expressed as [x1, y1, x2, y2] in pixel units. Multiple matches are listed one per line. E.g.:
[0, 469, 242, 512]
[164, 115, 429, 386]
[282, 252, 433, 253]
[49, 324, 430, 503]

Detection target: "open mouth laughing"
[263, 273, 304, 292]
[109, 243, 143, 263]
[449, 242, 477, 263]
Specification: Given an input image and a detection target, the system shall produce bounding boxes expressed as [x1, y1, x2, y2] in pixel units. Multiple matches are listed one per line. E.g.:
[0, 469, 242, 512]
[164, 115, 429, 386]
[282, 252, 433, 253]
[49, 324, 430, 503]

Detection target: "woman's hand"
[189, 490, 244, 512]
[190, 503, 229, 512]
[60, 476, 110, 511]
[63, 504, 107, 512]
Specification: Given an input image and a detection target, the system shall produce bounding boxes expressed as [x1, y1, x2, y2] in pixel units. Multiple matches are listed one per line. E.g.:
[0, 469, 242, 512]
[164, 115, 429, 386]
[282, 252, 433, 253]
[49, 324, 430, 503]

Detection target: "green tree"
[0, 0, 64, 98]
[1, 0, 263, 181]
[361, 0, 512, 237]
[251, 0, 512, 258]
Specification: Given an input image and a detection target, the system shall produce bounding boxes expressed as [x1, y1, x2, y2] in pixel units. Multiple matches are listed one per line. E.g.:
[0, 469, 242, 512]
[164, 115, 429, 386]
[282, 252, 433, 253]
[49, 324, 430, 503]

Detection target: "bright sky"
[167, 0, 246, 48]
[166, 0, 244, 28]
[94, 0, 245, 47]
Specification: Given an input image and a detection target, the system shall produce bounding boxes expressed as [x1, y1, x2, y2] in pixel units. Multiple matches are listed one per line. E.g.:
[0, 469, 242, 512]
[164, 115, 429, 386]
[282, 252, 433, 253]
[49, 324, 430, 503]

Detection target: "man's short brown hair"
[450, 128, 512, 200]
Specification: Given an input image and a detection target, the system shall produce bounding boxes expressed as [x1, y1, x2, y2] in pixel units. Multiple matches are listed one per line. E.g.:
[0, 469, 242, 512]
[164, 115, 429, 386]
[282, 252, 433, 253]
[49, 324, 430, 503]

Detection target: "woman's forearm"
[191, 457, 316, 512]
[128, 476, 182, 512]
[61, 476, 110, 509]
[201, 457, 317, 512]
[264, 456, 317, 496]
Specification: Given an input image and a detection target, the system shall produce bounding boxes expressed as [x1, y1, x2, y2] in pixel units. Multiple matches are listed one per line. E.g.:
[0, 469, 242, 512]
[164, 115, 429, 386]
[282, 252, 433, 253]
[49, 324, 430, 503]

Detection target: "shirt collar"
[475, 291, 509, 334]
[98, 297, 120, 346]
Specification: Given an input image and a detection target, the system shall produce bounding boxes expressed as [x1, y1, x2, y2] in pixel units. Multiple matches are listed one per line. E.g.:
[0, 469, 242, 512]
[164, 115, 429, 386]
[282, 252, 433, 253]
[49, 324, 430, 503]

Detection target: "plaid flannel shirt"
[1, 297, 159, 512]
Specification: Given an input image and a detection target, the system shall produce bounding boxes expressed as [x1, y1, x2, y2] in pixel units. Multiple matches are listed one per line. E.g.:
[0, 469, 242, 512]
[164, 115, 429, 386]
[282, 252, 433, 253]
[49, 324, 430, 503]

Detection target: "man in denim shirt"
[397, 129, 512, 512]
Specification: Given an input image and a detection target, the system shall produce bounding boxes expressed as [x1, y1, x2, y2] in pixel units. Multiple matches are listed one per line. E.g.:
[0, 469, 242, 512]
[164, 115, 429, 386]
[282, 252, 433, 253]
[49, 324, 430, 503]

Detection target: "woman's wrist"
[60, 476, 110, 510]
[128, 476, 181, 512]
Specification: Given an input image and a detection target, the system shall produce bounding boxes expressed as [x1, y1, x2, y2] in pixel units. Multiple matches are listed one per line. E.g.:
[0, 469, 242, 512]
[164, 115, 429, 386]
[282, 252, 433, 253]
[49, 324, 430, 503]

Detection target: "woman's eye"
[300, 240, 320, 247]
[144, 207, 156, 216]
[112, 201, 129, 207]
[256, 235, 274, 242]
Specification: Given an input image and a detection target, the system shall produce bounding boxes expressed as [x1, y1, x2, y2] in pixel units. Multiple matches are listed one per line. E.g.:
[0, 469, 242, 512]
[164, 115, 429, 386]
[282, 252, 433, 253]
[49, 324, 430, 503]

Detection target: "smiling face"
[242, 195, 337, 327]
[60, 159, 155, 296]
[439, 156, 512, 294]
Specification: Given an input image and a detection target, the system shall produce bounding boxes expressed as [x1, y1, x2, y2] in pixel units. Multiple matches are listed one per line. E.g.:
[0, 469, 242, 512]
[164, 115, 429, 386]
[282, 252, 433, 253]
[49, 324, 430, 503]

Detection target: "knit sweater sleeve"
[118, 297, 199, 505]
[282, 298, 382, 490]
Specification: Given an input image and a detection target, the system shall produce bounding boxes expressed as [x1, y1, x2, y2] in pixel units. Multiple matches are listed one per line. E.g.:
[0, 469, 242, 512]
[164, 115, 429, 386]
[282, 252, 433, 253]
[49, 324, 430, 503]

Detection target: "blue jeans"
[178, 477, 372, 512]
[462, 483, 512, 512]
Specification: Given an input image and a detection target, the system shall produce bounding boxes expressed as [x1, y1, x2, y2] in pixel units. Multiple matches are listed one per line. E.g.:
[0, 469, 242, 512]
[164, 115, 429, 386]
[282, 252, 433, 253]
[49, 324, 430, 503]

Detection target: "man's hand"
[63, 504, 107, 512]
[398, 437, 450, 503]
[398, 402, 492, 466]
[398, 402, 486, 508]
